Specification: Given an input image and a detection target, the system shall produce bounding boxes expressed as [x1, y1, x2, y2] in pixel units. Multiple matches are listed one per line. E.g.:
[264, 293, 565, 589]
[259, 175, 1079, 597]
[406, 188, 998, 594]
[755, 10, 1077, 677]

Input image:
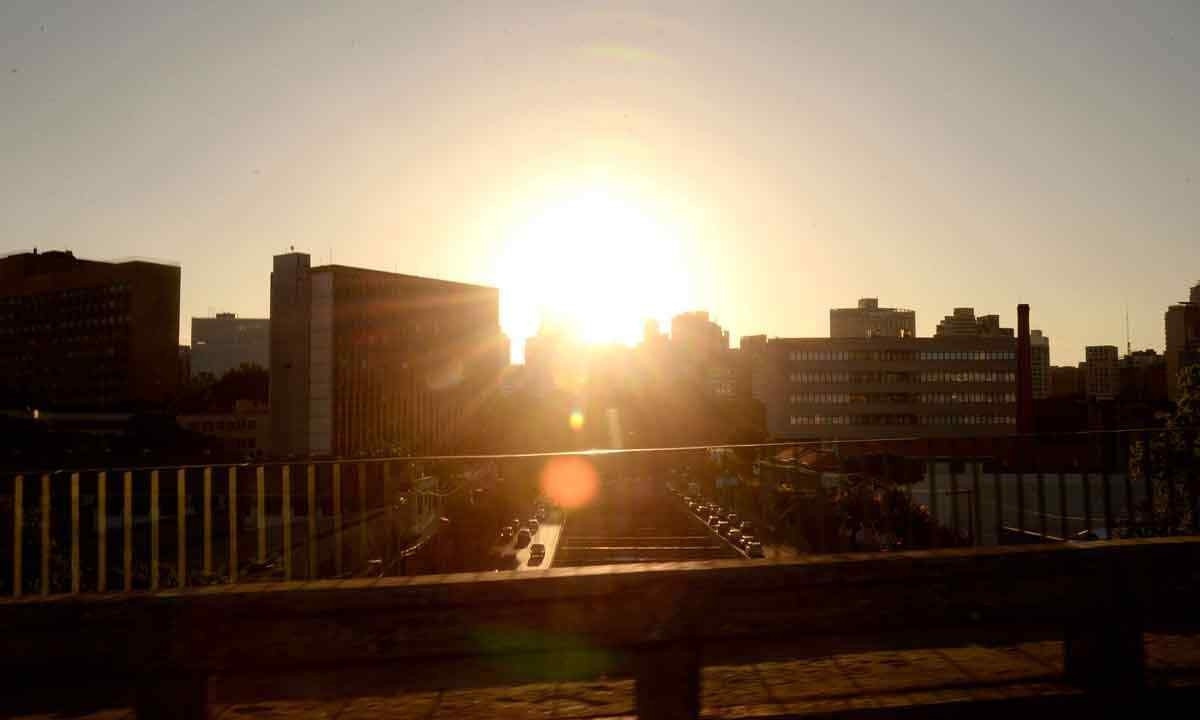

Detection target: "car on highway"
[516, 528, 531, 547]
[738, 534, 754, 549]
[535, 506, 548, 521]
[716, 520, 730, 536]
[727, 513, 739, 527]
[528, 543, 546, 565]
[745, 541, 764, 558]
[707, 515, 721, 528]
[527, 518, 539, 534]
[728, 528, 743, 545]
[739, 521, 754, 535]
[499, 525, 514, 541]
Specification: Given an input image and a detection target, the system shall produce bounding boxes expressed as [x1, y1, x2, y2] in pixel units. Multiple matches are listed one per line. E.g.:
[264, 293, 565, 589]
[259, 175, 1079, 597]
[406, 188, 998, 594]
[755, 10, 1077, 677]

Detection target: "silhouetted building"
[177, 345, 191, 388]
[1117, 349, 1168, 425]
[740, 334, 769, 401]
[1048, 365, 1084, 398]
[1085, 346, 1119, 401]
[1030, 330, 1050, 399]
[763, 335, 1017, 439]
[191, 313, 269, 377]
[935, 308, 1014, 338]
[178, 400, 269, 458]
[0, 250, 180, 411]
[670, 311, 729, 358]
[830, 298, 915, 338]
[1165, 283, 1200, 402]
[269, 252, 506, 457]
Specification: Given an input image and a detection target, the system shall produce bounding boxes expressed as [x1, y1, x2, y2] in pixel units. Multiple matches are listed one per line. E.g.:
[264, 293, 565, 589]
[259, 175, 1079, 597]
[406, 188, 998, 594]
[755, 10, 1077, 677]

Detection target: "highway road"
[515, 508, 564, 571]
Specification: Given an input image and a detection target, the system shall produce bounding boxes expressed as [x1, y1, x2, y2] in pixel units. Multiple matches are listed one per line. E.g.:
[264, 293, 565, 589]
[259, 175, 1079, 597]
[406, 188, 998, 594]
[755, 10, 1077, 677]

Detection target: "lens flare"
[568, 410, 585, 432]
[539, 456, 599, 509]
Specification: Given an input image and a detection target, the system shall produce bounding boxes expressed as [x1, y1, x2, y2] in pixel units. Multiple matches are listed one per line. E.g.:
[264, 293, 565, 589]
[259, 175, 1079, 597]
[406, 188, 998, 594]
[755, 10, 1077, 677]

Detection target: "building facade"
[191, 313, 269, 377]
[178, 400, 270, 458]
[1048, 365, 1084, 398]
[269, 253, 507, 457]
[1165, 283, 1200, 402]
[0, 250, 180, 411]
[1084, 345, 1119, 401]
[1030, 330, 1050, 399]
[829, 298, 915, 338]
[935, 308, 1013, 337]
[763, 336, 1018, 439]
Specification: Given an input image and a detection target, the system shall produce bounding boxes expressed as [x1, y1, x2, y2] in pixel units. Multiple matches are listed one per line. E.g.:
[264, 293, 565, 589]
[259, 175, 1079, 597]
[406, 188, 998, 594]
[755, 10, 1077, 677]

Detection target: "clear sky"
[3, 1, 1198, 364]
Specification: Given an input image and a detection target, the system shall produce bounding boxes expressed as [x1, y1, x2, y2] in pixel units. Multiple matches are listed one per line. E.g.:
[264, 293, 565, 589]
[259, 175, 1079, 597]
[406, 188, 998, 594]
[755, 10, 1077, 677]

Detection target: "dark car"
[516, 528, 532, 548]
[528, 543, 546, 565]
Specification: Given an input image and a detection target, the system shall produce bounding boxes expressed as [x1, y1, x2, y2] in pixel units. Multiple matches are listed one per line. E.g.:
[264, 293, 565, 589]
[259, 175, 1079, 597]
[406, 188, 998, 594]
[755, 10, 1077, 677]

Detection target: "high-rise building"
[1165, 283, 1200, 402]
[1048, 365, 1084, 398]
[1084, 346, 1119, 401]
[0, 250, 180, 411]
[1119, 349, 1168, 407]
[191, 312, 269, 377]
[1030, 330, 1050, 399]
[763, 335, 1018, 439]
[269, 252, 507, 457]
[935, 308, 1014, 338]
[830, 298, 915, 338]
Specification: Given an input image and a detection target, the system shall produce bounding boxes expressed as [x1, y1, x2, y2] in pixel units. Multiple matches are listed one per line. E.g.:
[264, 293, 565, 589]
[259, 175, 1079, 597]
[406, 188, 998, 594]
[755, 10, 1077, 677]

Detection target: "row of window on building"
[788, 414, 1017, 426]
[788, 371, 1016, 384]
[787, 349, 1015, 362]
[787, 392, 1016, 405]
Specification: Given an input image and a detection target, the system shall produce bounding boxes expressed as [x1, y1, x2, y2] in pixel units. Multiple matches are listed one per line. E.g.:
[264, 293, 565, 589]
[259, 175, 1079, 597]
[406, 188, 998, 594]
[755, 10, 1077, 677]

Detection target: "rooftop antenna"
[1124, 303, 1131, 356]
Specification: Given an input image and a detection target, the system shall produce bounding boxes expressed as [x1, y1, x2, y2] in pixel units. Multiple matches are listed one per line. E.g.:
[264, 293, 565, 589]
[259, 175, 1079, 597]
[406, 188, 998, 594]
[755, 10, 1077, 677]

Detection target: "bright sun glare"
[498, 185, 691, 349]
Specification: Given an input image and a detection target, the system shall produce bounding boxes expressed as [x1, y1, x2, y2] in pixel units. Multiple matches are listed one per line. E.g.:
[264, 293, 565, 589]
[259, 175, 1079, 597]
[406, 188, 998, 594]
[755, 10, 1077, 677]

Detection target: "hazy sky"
[3, 1, 1198, 364]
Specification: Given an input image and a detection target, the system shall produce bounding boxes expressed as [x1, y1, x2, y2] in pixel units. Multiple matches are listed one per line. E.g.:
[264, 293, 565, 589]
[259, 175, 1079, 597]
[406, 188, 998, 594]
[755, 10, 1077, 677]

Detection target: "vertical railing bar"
[993, 462, 1004, 546]
[971, 453, 982, 547]
[1141, 430, 1156, 533]
[150, 470, 160, 592]
[1101, 437, 1116, 539]
[307, 464, 318, 579]
[40, 473, 51, 596]
[1015, 466, 1026, 535]
[383, 461, 393, 560]
[123, 471, 132, 592]
[333, 463, 343, 577]
[1058, 472, 1069, 542]
[928, 458, 939, 549]
[177, 468, 187, 588]
[282, 465, 292, 580]
[13, 475, 23, 598]
[1082, 469, 1093, 534]
[228, 467, 238, 583]
[358, 463, 368, 568]
[256, 466, 267, 563]
[949, 453, 961, 543]
[70, 473, 80, 594]
[96, 472, 106, 593]
[1035, 454, 1047, 541]
[203, 468, 212, 574]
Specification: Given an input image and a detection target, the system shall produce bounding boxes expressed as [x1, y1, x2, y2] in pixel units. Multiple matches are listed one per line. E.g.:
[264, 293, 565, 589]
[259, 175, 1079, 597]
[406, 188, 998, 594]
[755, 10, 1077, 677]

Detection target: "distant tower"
[1016, 304, 1034, 434]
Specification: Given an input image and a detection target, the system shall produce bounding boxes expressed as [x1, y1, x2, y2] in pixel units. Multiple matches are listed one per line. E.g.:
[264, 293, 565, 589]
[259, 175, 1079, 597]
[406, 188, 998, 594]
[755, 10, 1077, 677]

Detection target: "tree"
[1131, 364, 1200, 531]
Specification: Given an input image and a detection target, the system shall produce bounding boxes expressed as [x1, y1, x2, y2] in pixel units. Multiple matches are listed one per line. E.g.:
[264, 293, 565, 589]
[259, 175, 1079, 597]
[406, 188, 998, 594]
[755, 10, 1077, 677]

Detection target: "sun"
[497, 184, 691, 351]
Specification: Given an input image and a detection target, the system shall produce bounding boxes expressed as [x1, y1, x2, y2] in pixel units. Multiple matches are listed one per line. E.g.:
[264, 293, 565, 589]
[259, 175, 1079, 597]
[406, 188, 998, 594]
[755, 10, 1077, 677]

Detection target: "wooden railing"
[3, 537, 1199, 719]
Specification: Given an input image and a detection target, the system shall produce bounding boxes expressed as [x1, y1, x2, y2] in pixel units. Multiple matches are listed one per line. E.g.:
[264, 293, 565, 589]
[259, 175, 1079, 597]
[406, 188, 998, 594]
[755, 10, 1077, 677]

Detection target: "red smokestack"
[1016, 304, 1033, 433]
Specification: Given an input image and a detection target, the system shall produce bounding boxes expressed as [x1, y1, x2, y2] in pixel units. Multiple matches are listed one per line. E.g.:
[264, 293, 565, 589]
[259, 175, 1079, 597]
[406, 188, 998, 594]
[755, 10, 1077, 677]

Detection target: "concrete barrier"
[3, 537, 1199, 719]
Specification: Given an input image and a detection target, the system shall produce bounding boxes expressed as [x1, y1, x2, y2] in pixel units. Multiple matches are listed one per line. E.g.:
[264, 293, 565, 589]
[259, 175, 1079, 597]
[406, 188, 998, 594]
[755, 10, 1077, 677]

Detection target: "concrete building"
[763, 335, 1018, 439]
[191, 313, 269, 377]
[1165, 283, 1200, 402]
[740, 334, 769, 401]
[0, 250, 180, 411]
[935, 308, 1014, 338]
[830, 298, 915, 339]
[1119, 349, 1168, 408]
[269, 252, 507, 457]
[1084, 346, 1119, 401]
[1030, 330, 1050, 400]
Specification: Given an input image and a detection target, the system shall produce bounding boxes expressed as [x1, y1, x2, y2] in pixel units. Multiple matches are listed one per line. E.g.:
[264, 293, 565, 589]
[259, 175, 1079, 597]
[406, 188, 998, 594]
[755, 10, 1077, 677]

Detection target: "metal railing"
[1, 428, 1197, 598]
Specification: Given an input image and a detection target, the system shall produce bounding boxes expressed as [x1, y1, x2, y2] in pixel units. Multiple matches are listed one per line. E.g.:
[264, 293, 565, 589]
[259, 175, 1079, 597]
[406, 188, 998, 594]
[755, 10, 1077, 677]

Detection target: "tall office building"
[269, 253, 507, 457]
[1084, 346, 1119, 401]
[0, 250, 180, 411]
[935, 308, 1014, 338]
[763, 335, 1018, 439]
[1165, 283, 1200, 402]
[191, 313, 269, 377]
[670, 311, 729, 358]
[830, 298, 915, 338]
[1030, 330, 1050, 400]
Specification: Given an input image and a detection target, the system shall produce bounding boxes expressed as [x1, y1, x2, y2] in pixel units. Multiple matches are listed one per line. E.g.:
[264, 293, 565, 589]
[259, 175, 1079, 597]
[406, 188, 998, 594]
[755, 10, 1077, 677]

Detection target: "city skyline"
[4, 2, 1200, 364]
